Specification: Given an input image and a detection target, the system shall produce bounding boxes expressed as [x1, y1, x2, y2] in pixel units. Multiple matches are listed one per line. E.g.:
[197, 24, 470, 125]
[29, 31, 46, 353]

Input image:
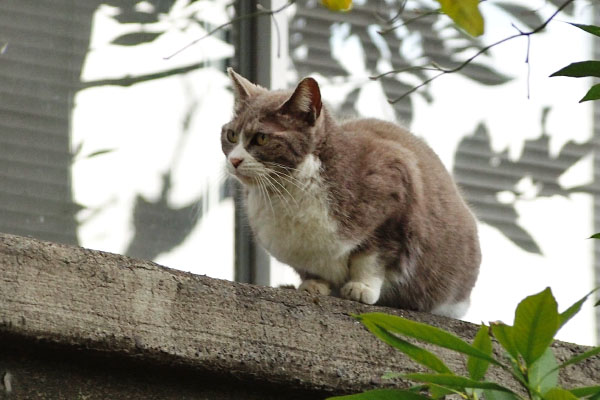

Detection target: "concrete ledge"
[0, 233, 598, 399]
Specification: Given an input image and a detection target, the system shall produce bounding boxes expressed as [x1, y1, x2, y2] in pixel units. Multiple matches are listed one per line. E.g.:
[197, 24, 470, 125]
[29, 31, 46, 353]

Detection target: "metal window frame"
[593, 3, 600, 343]
[231, 0, 286, 286]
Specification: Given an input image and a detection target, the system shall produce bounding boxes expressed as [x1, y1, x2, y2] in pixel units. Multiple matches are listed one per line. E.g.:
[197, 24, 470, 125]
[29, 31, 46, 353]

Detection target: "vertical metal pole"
[232, 0, 271, 286]
[593, 4, 600, 344]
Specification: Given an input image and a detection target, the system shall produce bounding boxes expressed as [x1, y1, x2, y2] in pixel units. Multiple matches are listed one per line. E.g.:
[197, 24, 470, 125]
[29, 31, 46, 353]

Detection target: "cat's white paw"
[299, 279, 331, 296]
[341, 281, 380, 305]
[341, 282, 379, 304]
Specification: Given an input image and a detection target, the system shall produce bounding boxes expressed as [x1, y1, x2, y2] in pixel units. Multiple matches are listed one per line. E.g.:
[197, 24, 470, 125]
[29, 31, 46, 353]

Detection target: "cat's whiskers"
[263, 164, 315, 201]
[263, 171, 299, 207]
[264, 161, 320, 196]
[264, 162, 303, 179]
[260, 172, 296, 213]
[255, 174, 275, 217]
[265, 168, 305, 192]
[264, 161, 299, 172]
[240, 164, 296, 197]
[238, 164, 294, 214]
[217, 167, 231, 187]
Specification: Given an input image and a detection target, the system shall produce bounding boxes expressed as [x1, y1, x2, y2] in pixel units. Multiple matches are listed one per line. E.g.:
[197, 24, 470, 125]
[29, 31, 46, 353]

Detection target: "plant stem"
[164, 0, 296, 60]
[382, 0, 576, 104]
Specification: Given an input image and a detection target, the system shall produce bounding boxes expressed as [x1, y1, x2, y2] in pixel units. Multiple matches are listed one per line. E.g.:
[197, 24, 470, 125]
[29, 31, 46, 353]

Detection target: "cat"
[221, 68, 481, 318]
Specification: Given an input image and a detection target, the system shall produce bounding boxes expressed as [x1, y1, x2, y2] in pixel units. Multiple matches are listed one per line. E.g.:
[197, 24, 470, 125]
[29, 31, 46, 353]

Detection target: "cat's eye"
[255, 133, 269, 146]
[226, 129, 239, 143]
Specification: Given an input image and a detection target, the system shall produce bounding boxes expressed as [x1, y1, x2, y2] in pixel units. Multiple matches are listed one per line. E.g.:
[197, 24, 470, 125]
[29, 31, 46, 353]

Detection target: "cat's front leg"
[341, 253, 384, 305]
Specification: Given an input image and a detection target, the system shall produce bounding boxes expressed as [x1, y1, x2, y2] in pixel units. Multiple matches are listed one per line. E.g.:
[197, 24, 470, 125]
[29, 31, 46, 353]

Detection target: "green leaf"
[467, 325, 493, 381]
[382, 371, 403, 380]
[545, 388, 581, 400]
[528, 348, 559, 395]
[429, 384, 456, 399]
[483, 390, 521, 400]
[558, 346, 600, 370]
[569, 23, 600, 38]
[550, 61, 600, 78]
[361, 319, 453, 374]
[402, 373, 516, 394]
[580, 84, 600, 103]
[327, 389, 430, 400]
[436, 0, 484, 36]
[512, 287, 559, 366]
[590, 233, 600, 239]
[569, 386, 600, 398]
[559, 289, 597, 329]
[490, 322, 519, 361]
[356, 313, 499, 366]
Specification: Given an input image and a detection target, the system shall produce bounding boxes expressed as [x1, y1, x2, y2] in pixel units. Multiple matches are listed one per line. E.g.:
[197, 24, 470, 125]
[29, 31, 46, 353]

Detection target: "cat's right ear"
[279, 77, 322, 126]
[228, 68, 262, 113]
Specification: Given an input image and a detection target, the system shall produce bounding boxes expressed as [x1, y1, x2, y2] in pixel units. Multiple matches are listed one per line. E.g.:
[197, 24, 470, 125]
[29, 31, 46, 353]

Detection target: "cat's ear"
[279, 77, 322, 126]
[228, 67, 262, 112]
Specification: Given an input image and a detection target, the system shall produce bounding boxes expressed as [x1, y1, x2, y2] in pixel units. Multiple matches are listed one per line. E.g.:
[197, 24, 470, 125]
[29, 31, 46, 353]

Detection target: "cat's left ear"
[279, 77, 322, 126]
[228, 67, 263, 113]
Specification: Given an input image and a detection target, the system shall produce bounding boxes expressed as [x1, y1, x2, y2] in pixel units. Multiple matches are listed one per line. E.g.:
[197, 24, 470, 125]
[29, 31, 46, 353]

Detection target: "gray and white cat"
[221, 68, 481, 318]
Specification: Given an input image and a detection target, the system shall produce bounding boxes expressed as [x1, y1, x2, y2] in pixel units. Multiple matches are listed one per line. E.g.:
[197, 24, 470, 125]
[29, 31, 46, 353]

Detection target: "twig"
[378, 9, 440, 35]
[257, 3, 282, 58]
[525, 32, 532, 99]
[79, 62, 206, 89]
[370, 64, 444, 80]
[383, 0, 575, 104]
[164, 1, 295, 60]
[374, 0, 407, 25]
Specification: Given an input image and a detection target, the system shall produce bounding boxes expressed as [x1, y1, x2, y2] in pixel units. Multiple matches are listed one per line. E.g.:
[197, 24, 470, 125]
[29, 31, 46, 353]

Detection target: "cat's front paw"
[298, 279, 331, 296]
[341, 281, 380, 305]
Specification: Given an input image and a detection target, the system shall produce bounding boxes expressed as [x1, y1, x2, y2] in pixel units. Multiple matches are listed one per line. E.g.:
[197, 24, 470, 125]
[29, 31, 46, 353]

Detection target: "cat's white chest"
[245, 156, 352, 285]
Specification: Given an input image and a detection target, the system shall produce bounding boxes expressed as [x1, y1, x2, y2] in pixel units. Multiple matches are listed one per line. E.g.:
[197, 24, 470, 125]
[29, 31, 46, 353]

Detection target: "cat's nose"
[230, 157, 243, 168]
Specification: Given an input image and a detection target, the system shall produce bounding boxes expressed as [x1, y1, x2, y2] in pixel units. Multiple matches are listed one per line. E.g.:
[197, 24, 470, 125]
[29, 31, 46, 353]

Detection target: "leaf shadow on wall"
[453, 108, 592, 254]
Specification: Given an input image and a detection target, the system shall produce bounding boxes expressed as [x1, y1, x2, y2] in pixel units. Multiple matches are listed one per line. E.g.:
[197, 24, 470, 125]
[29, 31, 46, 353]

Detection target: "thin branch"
[164, 1, 295, 60]
[258, 3, 282, 58]
[389, 71, 445, 103]
[79, 62, 205, 89]
[370, 64, 444, 80]
[383, 0, 575, 104]
[510, 22, 532, 99]
[387, 0, 408, 24]
[374, 0, 407, 25]
[378, 9, 440, 35]
[525, 32, 532, 99]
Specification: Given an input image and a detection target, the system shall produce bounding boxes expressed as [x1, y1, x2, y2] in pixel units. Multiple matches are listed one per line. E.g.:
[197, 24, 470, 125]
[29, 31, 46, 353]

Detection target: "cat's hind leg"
[341, 252, 384, 305]
[298, 278, 331, 296]
[431, 298, 470, 319]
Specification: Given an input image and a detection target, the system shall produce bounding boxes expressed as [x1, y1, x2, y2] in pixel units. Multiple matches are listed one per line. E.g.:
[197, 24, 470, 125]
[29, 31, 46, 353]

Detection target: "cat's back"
[335, 117, 456, 194]
[326, 116, 477, 241]
[340, 118, 438, 163]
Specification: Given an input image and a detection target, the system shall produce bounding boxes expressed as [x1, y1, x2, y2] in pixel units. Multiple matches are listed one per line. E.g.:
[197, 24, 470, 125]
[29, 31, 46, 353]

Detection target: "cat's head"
[221, 68, 323, 185]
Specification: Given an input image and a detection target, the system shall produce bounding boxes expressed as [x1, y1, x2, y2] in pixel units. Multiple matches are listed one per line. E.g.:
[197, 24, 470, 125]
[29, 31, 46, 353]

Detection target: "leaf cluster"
[329, 287, 600, 400]
[550, 24, 600, 103]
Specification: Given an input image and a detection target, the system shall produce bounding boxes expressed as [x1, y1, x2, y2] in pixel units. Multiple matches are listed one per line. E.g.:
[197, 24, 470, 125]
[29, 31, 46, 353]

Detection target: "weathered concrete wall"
[0, 233, 598, 399]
